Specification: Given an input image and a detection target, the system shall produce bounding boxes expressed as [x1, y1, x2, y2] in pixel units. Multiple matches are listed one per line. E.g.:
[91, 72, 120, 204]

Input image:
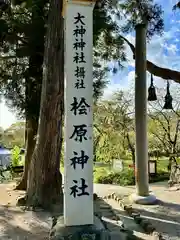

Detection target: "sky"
[1, 0, 180, 129]
[0, 100, 17, 129]
[104, 0, 180, 97]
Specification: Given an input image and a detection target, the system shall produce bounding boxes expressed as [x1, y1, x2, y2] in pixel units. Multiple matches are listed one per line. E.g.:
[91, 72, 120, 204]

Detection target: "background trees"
[2, 86, 180, 186]
[94, 91, 135, 163]
[4, 86, 180, 165]
[94, 88, 180, 165]
[1, 0, 180, 207]
[0, 122, 25, 148]
[148, 95, 180, 159]
[0, 0, 128, 195]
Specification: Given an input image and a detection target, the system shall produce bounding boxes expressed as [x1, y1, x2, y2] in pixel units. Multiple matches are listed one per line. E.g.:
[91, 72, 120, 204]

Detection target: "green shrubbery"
[93, 167, 169, 186]
[94, 168, 135, 185]
[0, 171, 12, 183]
[11, 146, 23, 167]
[0, 146, 22, 183]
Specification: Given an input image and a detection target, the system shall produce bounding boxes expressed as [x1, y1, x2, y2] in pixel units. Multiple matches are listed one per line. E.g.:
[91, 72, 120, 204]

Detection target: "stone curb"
[94, 194, 130, 230]
[94, 194, 141, 239]
[103, 193, 165, 240]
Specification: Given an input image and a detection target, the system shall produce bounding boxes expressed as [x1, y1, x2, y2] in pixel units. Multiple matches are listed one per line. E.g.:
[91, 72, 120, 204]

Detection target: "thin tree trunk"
[25, 119, 28, 143]
[16, 119, 38, 190]
[126, 133, 135, 164]
[26, 0, 64, 209]
[131, 149, 135, 165]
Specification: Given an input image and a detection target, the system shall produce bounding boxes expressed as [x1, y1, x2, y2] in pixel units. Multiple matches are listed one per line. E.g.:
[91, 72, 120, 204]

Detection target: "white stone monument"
[113, 159, 123, 171]
[64, 0, 95, 226]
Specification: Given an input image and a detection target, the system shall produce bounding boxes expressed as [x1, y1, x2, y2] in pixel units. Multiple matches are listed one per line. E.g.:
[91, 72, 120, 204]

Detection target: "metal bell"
[163, 81, 173, 110]
[148, 74, 157, 101]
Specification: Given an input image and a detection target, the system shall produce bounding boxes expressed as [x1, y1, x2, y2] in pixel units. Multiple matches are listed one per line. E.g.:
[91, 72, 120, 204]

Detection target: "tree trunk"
[16, 119, 38, 190]
[26, 0, 64, 209]
[25, 120, 28, 143]
[126, 133, 135, 164]
[16, 0, 44, 191]
[131, 149, 135, 165]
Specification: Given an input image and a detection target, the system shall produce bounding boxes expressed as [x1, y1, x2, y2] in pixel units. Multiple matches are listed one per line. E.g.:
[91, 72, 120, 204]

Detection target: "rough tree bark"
[16, 119, 37, 190]
[26, 0, 64, 209]
[16, 0, 44, 190]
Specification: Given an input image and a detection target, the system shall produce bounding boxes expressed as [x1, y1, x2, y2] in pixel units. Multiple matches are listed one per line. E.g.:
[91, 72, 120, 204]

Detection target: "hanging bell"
[163, 81, 173, 110]
[148, 74, 157, 101]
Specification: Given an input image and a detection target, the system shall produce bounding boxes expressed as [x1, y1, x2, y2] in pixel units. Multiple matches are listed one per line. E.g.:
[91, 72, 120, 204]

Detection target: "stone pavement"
[94, 195, 150, 240]
[94, 182, 180, 240]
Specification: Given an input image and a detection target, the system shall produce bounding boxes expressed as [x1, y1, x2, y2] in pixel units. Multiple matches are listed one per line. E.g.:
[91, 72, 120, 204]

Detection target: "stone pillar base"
[130, 193, 157, 205]
[49, 215, 109, 240]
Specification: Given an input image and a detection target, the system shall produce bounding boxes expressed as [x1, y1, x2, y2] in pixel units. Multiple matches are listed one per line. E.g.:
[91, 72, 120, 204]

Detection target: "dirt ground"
[0, 182, 52, 240]
[2, 181, 180, 239]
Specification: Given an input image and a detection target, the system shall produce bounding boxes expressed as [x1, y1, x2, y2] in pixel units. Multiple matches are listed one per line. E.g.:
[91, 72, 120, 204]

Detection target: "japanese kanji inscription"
[64, 3, 94, 226]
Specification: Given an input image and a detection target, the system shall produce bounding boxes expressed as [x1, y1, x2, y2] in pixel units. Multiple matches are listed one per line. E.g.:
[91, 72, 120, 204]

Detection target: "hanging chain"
[150, 74, 154, 86]
[167, 80, 170, 95]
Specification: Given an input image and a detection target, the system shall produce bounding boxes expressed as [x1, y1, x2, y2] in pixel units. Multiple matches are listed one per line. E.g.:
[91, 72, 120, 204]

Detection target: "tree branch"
[149, 109, 173, 144]
[173, 119, 180, 150]
[120, 34, 180, 83]
[151, 130, 169, 153]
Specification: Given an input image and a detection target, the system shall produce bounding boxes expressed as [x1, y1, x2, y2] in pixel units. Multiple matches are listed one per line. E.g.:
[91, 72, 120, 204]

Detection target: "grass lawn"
[93, 157, 174, 185]
[123, 157, 177, 172]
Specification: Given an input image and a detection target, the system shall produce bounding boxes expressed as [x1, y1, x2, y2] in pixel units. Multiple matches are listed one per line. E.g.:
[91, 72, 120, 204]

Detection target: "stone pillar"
[60, 2, 112, 236]
[135, 24, 149, 196]
[64, 0, 95, 226]
[131, 24, 156, 204]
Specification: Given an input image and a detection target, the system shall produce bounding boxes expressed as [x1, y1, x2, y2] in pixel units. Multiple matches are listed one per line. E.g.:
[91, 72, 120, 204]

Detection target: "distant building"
[0, 146, 11, 167]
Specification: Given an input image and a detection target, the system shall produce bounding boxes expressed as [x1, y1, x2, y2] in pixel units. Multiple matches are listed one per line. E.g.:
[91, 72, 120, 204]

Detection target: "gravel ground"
[0, 182, 52, 240]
